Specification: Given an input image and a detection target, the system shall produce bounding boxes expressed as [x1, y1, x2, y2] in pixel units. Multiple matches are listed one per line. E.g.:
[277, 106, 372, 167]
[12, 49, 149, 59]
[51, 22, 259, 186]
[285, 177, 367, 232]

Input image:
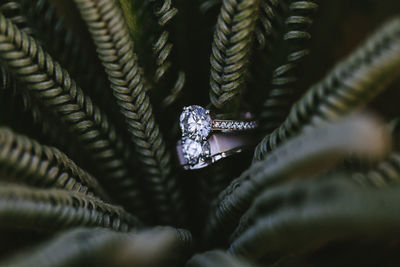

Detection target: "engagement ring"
[177, 105, 258, 170]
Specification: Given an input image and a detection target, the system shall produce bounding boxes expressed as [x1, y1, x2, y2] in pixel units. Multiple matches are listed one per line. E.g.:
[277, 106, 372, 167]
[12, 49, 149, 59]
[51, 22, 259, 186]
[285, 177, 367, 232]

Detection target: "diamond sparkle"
[180, 105, 212, 140]
[181, 138, 210, 165]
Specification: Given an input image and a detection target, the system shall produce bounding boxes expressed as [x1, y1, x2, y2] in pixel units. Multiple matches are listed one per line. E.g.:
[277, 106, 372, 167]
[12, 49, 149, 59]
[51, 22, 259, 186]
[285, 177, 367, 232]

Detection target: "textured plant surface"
[1, 0, 400, 266]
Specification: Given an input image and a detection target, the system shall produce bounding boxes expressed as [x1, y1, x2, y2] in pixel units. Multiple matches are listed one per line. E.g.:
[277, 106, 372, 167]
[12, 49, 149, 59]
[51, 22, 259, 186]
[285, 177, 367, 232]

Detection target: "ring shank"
[212, 120, 258, 132]
[208, 133, 252, 155]
[177, 133, 256, 170]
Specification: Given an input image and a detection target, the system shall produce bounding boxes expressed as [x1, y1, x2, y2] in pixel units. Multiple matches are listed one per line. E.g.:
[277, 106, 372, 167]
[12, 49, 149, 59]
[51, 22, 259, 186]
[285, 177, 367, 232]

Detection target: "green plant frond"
[119, 0, 137, 37]
[73, 0, 185, 224]
[0, 1, 40, 125]
[161, 70, 186, 107]
[0, 228, 132, 267]
[209, 0, 260, 112]
[0, 127, 109, 200]
[152, 0, 178, 83]
[1, 1, 400, 266]
[20, 0, 122, 124]
[0, 0, 34, 35]
[0, 183, 140, 232]
[0, 14, 148, 215]
[187, 250, 253, 267]
[204, 115, 389, 247]
[229, 170, 347, 242]
[0, 72, 72, 158]
[0, 227, 192, 267]
[0, 2, 84, 159]
[353, 153, 400, 187]
[351, 118, 400, 187]
[122, 0, 186, 109]
[117, 1, 156, 86]
[259, 0, 317, 132]
[228, 178, 400, 262]
[254, 17, 400, 161]
[203, 0, 282, 47]
[200, 0, 222, 13]
[253, 0, 281, 49]
[150, 0, 186, 108]
[0, 66, 29, 123]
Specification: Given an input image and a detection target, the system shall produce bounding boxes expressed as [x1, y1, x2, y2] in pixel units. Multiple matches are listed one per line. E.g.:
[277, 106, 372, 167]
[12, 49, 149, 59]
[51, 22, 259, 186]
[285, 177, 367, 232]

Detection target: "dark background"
[301, 0, 400, 119]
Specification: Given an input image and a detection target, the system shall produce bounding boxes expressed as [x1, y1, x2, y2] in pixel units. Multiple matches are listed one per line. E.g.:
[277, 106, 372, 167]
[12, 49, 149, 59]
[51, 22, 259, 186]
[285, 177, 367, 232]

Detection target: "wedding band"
[176, 133, 255, 170]
[179, 105, 258, 141]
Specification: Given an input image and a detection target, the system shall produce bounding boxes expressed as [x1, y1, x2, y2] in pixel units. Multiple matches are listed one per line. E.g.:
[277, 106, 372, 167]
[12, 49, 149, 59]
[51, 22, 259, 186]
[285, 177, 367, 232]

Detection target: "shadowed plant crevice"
[73, 0, 185, 225]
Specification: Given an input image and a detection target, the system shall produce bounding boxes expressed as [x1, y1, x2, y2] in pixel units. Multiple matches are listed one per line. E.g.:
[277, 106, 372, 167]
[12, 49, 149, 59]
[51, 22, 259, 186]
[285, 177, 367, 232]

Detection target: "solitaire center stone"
[181, 138, 211, 165]
[180, 105, 212, 140]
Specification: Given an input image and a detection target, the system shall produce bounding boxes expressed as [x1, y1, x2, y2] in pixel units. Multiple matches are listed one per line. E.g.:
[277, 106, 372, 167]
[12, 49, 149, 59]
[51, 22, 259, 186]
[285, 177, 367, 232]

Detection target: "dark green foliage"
[353, 153, 400, 187]
[187, 250, 253, 267]
[254, 17, 400, 160]
[1, 227, 192, 267]
[259, 0, 317, 132]
[0, 13, 146, 215]
[204, 116, 388, 247]
[229, 178, 400, 262]
[209, 0, 260, 111]
[0, 127, 108, 199]
[0, 183, 140, 232]
[73, 0, 184, 224]
[1, 1, 400, 266]
[20, 0, 123, 128]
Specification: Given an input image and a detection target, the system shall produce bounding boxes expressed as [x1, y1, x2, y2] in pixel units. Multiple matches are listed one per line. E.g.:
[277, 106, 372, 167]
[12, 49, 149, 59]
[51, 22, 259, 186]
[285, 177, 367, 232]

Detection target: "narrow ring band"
[212, 119, 258, 132]
[177, 133, 255, 170]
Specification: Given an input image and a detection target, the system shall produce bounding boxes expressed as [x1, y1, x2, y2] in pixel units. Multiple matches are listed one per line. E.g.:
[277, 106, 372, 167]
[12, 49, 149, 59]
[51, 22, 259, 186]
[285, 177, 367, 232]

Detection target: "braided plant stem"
[0, 14, 146, 214]
[187, 250, 253, 267]
[253, 0, 281, 49]
[200, 0, 222, 13]
[0, 183, 140, 232]
[162, 70, 185, 106]
[20, 0, 120, 119]
[354, 119, 400, 186]
[228, 179, 400, 261]
[151, 0, 186, 107]
[254, 17, 400, 160]
[209, 0, 259, 111]
[1, 227, 192, 267]
[0, 0, 38, 124]
[0, 0, 34, 35]
[353, 153, 400, 187]
[152, 0, 177, 82]
[0, 0, 84, 159]
[201, 0, 281, 48]
[1, 228, 135, 267]
[73, 0, 184, 224]
[260, 0, 317, 132]
[204, 116, 388, 247]
[0, 127, 109, 200]
[21, 0, 84, 71]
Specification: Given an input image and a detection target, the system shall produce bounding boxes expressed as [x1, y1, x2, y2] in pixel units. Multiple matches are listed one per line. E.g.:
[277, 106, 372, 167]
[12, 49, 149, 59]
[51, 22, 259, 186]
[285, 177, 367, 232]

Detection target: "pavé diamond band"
[177, 105, 258, 170]
[212, 120, 258, 131]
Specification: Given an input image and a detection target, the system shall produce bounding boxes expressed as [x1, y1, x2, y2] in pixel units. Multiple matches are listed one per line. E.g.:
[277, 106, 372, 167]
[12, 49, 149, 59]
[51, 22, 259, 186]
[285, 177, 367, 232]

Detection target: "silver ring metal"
[176, 133, 255, 170]
[177, 105, 258, 170]
[179, 105, 258, 141]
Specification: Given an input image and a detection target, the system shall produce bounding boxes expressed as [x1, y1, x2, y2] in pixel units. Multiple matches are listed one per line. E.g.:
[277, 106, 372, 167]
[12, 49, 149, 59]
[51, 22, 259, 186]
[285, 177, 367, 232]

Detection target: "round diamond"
[180, 105, 212, 140]
[181, 138, 210, 165]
